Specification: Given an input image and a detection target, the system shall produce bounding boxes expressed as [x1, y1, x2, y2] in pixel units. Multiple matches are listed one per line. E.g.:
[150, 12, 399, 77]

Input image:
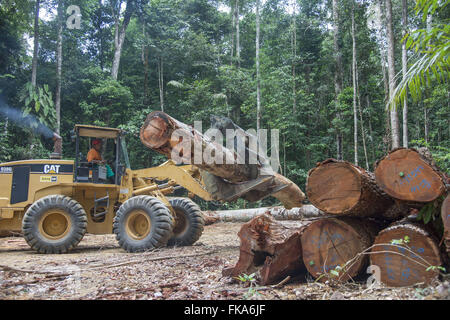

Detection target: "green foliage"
[235, 273, 262, 300]
[19, 82, 56, 129]
[426, 265, 446, 272]
[389, 0, 450, 110]
[390, 235, 411, 245]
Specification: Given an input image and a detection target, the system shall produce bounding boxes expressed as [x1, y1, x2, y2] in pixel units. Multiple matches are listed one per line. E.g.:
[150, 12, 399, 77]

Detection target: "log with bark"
[306, 159, 402, 219]
[140, 111, 305, 208]
[370, 220, 442, 287]
[300, 217, 380, 282]
[374, 148, 447, 205]
[202, 205, 323, 223]
[222, 213, 311, 285]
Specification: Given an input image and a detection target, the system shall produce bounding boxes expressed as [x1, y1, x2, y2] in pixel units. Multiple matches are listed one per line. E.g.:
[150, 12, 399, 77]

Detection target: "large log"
[140, 111, 257, 183]
[370, 220, 442, 287]
[203, 205, 323, 223]
[306, 159, 398, 218]
[140, 111, 305, 208]
[375, 148, 447, 204]
[222, 213, 311, 285]
[301, 217, 380, 282]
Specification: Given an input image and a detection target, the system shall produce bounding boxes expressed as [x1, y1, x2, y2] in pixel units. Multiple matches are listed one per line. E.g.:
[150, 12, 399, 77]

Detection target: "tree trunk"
[97, 0, 104, 71]
[55, 0, 63, 136]
[142, 25, 149, 106]
[139, 111, 305, 208]
[31, 0, 40, 87]
[202, 205, 323, 223]
[291, 0, 297, 113]
[158, 57, 164, 112]
[222, 213, 311, 285]
[374, 148, 447, 203]
[332, 0, 343, 160]
[385, 0, 400, 149]
[402, 0, 408, 148]
[424, 104, 428, 144]
[356, 64, 369, 170]
[377, 0, 391, 152]
[301, 217, 380, 282]
[256, 0, 261, 132]
[306, 159, 400, 218]
[442, 194, 450, 259]
[370, 220, 442, 287]
[352, 3, 358, 166]
[111, 0, 134, 80]
[230, 0, 235, 66]
[235, 0, 240, 68]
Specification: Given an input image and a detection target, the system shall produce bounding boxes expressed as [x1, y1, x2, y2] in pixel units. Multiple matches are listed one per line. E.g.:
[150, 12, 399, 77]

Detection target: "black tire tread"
[22, 195, 87, 254]
[113, 195, 174, 252]
[167, 197, 204, 246]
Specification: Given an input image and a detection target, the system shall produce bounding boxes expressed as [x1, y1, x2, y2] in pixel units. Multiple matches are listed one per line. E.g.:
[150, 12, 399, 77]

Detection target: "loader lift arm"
[131, 160, 213, 201]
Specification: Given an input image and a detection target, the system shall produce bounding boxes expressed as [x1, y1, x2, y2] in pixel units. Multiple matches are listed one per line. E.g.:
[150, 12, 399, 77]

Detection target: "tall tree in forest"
[230, 0, 235, 65]
[256, 0, 261, 132]
[332, 0, 343, 160]
[235, 0, 240, 68]
[111, 0, 135, 80]
[158, 57, 164, 112]
[385, 0, 400, 149]
[401, 0, 408, 147]
[352, 1, 358, 165]
[141, 24, 150, 106]
[55, 0, 64, 135]
[291, 0, 297, 113]
[31, 0, 40, 87]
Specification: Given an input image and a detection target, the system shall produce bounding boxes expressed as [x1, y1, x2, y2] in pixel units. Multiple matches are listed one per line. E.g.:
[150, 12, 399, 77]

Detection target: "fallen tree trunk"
[300, 217, 380, 282]
[222, 213, 311, 285]
[374, 148, 446, 204]
[202, 205, 323, 223]
[370, 220, 442, 287]
[306, 159, 398, 218]
[140, 111, 257, 183]
[140, 111, 305, 208]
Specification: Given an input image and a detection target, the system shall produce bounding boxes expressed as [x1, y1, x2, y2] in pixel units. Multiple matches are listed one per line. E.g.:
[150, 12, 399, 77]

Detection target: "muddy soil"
[0, 222, 448, 300]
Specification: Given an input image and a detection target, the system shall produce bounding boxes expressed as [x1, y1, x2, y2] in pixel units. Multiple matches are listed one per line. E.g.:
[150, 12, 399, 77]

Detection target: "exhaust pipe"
[50, 132, 62, 159]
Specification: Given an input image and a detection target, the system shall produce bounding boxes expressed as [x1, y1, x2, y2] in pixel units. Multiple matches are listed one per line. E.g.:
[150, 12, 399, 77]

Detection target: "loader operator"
[87, 139, 115, 180]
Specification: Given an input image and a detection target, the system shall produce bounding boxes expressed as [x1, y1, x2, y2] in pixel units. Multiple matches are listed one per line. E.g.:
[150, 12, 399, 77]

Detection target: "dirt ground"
[0, 221, 448, 300]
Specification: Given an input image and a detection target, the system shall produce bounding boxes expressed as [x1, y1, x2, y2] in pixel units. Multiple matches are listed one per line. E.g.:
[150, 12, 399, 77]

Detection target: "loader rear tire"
[167, 198, 204, 246]
[22, 195, 87, 254]
[113, 196, 173, 252]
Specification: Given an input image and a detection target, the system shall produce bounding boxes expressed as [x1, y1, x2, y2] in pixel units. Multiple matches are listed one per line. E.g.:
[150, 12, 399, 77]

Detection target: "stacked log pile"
[224, 148, 448, 287]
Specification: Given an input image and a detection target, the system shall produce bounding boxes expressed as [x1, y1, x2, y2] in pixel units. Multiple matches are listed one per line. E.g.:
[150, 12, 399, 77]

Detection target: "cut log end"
[140, 111, 171, 149]
[224, 213, 309, 285]
[307, 160, 362, 214]
[306, 159, 393, 217]
[301, 218, 378, 282]
[370, 222, 442, 287]
[375, 148, 446, 203]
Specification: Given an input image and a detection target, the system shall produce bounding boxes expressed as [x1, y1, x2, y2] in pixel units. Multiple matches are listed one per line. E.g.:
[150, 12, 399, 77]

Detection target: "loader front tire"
[113, 196, 173, 252]
[22, 195, 87, 254]
[167, 198, 204, 246]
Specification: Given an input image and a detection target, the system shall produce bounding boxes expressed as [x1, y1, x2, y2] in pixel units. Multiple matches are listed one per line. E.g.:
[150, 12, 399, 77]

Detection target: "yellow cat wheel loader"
[0, 125, 214, 253]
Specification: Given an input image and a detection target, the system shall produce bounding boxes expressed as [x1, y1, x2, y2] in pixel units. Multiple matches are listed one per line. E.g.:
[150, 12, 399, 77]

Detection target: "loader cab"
[72, 125, 130, 185]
